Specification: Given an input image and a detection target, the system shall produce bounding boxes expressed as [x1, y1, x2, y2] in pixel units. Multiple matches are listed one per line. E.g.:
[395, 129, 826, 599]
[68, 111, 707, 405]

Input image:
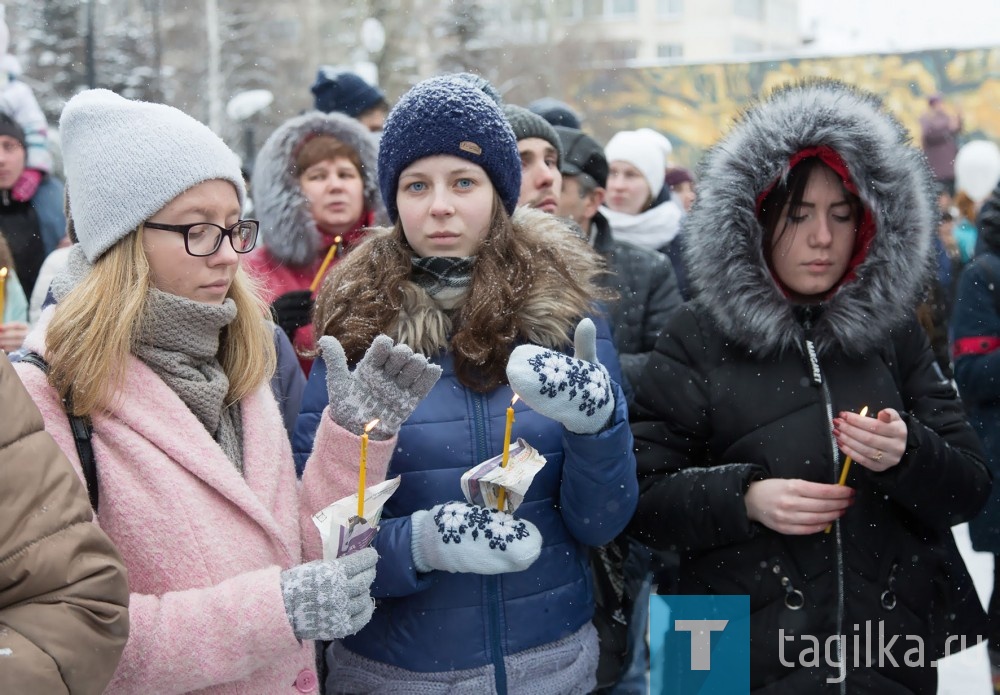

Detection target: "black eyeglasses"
[143, 219, 259, 257]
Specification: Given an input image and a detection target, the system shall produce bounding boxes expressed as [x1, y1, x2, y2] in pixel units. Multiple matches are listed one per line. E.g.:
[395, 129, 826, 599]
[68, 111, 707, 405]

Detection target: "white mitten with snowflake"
[410, 502, 542, 575]
[506, 318, 615, 434]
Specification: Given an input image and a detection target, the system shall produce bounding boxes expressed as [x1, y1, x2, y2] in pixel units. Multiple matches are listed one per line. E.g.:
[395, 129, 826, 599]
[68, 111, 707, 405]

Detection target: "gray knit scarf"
[50, 247, 245, 472]
[135, 289, 244, 472]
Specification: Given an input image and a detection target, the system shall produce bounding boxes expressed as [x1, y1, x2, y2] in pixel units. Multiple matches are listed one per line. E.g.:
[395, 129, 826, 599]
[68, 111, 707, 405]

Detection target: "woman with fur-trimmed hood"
[629, 80, 990, 693]
[294, 75, 638, 693]
[246, 111, 385, 372]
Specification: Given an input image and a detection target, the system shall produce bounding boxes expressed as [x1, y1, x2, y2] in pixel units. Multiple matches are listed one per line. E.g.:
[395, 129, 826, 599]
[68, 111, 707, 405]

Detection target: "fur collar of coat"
[251, 111, 386, 266]
[684, 80, 936, 358]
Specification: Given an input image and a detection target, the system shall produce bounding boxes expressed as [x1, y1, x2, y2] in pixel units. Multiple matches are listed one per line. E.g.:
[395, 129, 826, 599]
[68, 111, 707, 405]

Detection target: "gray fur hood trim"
[684, 80, 936, 357]
[252, 110, 386, 266]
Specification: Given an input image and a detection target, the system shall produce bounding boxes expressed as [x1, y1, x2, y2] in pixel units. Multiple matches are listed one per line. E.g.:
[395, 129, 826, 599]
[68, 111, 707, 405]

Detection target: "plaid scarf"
[411, 256, 475, 310]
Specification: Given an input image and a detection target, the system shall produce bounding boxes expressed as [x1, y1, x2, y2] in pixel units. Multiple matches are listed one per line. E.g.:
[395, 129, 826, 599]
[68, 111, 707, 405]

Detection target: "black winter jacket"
[629, 81, 991, 694]
[592, 211, 682, 393]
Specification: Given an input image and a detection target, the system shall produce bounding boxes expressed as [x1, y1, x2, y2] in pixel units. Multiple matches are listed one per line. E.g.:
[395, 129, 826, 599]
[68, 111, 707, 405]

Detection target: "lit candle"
[358, 418, 379, 519]
[0, 267, 6, 323]
[310, 236, 342, 294]
[496, 394, 519, 511]
[825, 405, 868, 533]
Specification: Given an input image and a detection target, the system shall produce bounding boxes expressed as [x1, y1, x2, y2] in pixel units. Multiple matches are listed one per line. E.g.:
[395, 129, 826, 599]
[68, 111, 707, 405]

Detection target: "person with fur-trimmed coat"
[629, 80, 990, 693]
[246, 111, 385, 372]
[294, 75, 638, 694]
[16, 89, 441, 694]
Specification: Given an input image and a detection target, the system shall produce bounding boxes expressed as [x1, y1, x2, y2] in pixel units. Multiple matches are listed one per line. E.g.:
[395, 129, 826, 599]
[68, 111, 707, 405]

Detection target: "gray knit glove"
[321, 334, 442, 440]
[410, 502, 542, 575]
[279, 547, 378, 641]
[506, 318, 615, 434]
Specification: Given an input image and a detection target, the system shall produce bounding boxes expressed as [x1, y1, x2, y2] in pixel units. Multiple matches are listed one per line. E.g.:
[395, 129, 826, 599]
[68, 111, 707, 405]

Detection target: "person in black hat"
[310, 67, 390, 133]
[555, 125, 682, 693]
[504, 104, 564, 214]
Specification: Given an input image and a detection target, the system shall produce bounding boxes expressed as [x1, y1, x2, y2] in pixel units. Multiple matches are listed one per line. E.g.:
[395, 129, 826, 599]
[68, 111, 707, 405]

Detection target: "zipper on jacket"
[801, 313, 847, 692]
[472, 393, 508, 695]
[800, 310, 823, 388]
[823, 378, 848, 693]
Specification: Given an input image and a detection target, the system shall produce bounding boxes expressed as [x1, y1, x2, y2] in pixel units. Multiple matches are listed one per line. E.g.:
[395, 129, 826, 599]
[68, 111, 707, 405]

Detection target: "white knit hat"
[604, 130, 666, 199]
[59, 89, 246, 262]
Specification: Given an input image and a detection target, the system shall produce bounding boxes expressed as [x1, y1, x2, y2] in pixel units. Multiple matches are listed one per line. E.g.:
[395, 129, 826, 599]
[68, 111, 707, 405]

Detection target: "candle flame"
[511, 394, 520, 406]
[334, 235, 343, 244]
[858, 405, 869, 418]
[365, 419, 380, 433]
[0, 267, 7, 279]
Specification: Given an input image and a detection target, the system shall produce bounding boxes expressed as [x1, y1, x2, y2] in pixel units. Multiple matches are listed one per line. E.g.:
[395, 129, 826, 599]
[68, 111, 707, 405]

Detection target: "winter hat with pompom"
[377, 75, 520, 222]
[59, 89, 246, 262]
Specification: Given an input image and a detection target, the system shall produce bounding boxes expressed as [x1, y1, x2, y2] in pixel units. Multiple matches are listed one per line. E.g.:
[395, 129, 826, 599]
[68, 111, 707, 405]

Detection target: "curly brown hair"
[314, 193, 610, 392]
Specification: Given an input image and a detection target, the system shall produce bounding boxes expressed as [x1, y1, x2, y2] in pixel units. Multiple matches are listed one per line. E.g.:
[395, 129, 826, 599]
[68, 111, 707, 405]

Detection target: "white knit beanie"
[604, 130, 666, 199]
[59, 89, 246, 262]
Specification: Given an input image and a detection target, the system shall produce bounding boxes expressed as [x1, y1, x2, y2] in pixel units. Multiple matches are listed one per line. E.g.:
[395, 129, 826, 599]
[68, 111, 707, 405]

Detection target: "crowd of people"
[2, 28, 1000, 695]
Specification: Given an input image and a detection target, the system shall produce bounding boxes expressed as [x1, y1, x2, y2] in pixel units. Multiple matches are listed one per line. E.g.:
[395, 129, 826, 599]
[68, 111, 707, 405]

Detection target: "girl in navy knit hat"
[295, 74, 638, 694]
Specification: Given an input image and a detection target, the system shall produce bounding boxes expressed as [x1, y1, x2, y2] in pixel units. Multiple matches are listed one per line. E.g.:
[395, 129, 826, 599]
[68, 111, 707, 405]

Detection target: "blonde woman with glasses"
[14, 89, 440, 695]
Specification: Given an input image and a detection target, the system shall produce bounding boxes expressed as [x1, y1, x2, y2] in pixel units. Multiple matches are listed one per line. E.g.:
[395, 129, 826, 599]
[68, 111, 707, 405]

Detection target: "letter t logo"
[674, 619, 729, 670]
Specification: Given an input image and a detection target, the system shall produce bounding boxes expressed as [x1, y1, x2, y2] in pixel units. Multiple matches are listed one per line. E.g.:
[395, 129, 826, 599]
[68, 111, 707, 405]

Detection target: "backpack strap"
[20, 351, 99, 511]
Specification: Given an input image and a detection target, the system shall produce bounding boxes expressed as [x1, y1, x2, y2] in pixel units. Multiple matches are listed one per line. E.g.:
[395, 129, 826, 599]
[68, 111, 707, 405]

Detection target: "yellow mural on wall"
[567, 46, 1000, 171]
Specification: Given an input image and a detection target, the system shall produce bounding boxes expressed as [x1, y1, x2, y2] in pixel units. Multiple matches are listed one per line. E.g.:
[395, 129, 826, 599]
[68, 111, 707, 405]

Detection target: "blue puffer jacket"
[293, 316, 637, 675]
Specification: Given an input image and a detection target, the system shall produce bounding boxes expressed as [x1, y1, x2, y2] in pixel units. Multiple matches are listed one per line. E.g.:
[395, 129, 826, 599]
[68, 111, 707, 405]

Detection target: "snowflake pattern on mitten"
[525, 350, 611, 417]
[433, 502, 532, 550]
[412, 501, 542, 574]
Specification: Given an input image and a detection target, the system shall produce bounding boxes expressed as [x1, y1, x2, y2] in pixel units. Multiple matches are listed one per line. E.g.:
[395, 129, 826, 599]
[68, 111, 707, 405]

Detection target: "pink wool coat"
[15, 310, 395, 695]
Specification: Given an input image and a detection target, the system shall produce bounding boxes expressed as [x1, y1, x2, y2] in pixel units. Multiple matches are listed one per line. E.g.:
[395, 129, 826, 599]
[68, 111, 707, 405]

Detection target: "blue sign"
[649, 594, 750, 694]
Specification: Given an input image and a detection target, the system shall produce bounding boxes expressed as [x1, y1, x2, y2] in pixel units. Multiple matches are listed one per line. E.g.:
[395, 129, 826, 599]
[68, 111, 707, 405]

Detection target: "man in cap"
[311, 67, 389, 133]
[503, 104, 564, 215]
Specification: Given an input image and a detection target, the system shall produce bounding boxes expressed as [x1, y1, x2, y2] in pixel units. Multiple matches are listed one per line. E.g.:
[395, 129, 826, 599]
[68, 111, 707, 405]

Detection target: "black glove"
[271, 289, 314, 340]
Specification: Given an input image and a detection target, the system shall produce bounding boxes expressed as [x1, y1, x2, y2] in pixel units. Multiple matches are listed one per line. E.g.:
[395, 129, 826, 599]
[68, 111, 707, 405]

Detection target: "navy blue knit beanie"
[377, 75, 521, 222]
[311, 68, 387, 118]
